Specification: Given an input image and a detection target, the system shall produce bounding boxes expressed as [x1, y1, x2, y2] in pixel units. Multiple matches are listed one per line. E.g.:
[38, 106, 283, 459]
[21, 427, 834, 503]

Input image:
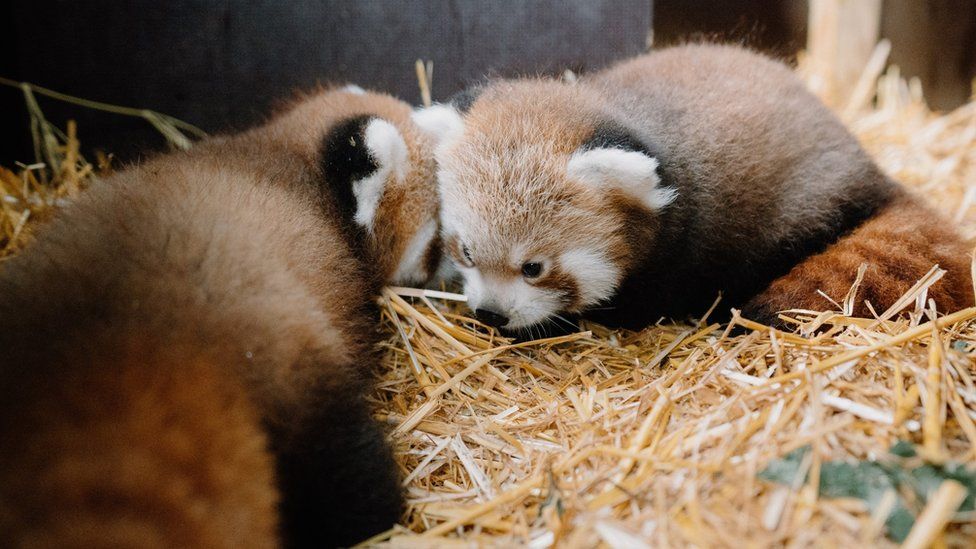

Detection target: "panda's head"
[411, 82, 675, 332]
[321, 87, 456, 287]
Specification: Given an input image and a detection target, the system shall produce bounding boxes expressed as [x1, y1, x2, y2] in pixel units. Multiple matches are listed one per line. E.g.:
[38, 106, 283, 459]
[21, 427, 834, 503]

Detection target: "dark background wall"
[880, 1, 976, 111]
[652, 0, 807, 56]
[2, 0, 651, 165]
[4, 0, 974, 167]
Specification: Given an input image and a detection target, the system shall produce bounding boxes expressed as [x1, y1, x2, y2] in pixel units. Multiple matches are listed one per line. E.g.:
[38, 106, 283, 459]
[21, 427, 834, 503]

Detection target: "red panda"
[413, 44, 974, 332]
[0, 86, 441, 547]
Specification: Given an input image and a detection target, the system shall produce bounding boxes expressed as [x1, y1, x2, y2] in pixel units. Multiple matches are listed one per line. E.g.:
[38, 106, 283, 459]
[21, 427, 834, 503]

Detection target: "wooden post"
[881, 0, 976, 110]
[806, 0, 883, 104]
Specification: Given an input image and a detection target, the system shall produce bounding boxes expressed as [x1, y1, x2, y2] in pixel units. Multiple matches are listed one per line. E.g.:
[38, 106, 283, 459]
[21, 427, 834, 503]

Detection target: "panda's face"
[413, 89, 675, 332]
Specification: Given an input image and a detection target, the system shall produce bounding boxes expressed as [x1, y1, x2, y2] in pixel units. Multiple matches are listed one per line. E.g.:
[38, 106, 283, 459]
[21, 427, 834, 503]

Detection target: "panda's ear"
[566, 147, 676, 210]
[321, 116, 408, 230]
[340, 84, 367, 95]
[411, 104, 464, 146]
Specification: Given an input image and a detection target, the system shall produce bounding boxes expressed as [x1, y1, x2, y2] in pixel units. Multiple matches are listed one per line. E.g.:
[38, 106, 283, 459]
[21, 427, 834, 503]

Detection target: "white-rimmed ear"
[364, 118, 408, 177]
[341, 84, 367, 95]
[566, 148, 676, 210]
[353, 118, 409, 228]
[412, 104, 465, 145]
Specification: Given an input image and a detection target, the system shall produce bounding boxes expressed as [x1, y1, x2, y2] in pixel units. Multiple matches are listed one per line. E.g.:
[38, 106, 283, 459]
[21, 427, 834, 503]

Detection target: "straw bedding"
[2, 48, 975, 547]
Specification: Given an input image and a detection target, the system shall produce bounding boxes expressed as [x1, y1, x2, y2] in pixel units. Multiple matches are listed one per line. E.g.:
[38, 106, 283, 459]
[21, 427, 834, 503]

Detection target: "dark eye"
[521, 262, 543, 278]
[461, 245, 474, 266]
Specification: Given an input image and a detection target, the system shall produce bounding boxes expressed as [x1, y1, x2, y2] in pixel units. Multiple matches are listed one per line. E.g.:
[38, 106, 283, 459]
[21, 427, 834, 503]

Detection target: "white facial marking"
[462, 267, 487, 310]
[460, 267, 564, 330]
[566, 148, 676, 210]
[411, 105, 465, 149]
[496, 279, 560, 329]
[560, 248, 620, 308]
[390, 219, 438, 286]
[352, 118, 408, 229]
[341, 84, 367, 95]
[508, 242, 530, 267]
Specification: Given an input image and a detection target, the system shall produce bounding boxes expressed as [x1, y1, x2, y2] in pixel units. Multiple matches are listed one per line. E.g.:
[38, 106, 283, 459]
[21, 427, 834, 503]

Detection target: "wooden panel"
[806, 0, 882, 104]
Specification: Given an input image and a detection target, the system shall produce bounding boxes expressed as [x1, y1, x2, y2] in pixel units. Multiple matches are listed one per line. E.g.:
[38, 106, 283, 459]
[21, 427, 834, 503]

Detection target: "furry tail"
[743, 193, 974, 325]
[272, 375, 404, 548]
[0, 340, 280, 548]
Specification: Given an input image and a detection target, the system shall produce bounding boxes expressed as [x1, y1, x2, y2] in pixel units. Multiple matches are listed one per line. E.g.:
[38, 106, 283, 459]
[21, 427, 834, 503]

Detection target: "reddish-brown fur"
[0, 87, 422, 547]
[0, 338, 279, 548]
[261, 87, 440, 284]
[744, 193, 975, 321]
[431, 45, 974, 330]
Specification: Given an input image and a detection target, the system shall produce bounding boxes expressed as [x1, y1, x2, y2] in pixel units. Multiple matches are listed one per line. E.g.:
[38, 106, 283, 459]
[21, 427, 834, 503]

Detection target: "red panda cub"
[414, 44, 974, 332]
[0, 86, 441, 547]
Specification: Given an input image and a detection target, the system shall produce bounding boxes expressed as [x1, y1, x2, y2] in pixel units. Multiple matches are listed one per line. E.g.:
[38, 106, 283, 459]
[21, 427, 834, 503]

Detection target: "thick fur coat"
[417, 44, 973, 331]
[0, 87, 441, 547]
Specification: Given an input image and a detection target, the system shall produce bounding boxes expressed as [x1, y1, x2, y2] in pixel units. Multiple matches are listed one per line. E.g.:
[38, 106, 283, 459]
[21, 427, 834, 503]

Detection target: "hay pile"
[2, 47, 974, 548]
[0, 78, 201, 259]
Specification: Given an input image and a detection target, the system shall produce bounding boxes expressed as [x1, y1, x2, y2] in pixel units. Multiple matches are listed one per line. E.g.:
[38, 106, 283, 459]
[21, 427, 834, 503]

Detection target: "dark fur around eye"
[522, 262, 542, 278]
[462, 245, 473, 264]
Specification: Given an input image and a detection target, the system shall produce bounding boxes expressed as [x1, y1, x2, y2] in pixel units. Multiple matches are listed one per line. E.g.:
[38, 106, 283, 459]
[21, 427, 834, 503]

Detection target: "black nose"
[475, 308, 509, 328]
